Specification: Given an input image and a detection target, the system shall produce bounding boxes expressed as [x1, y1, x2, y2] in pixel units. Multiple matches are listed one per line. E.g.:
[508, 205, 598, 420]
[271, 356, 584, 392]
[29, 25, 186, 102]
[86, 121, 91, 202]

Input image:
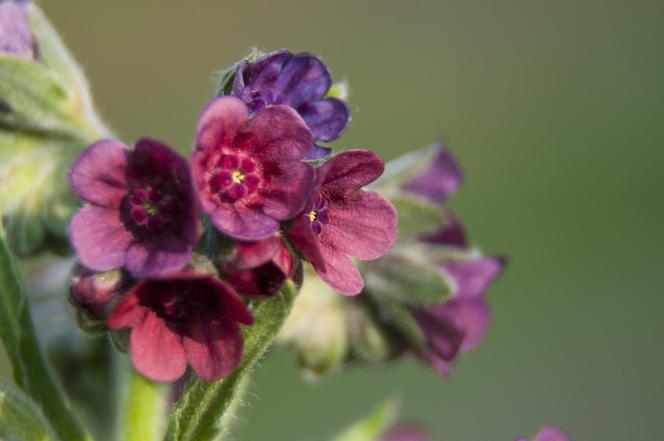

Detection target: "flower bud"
[0, 0, 35, 60]
[69, 266, 130, 335]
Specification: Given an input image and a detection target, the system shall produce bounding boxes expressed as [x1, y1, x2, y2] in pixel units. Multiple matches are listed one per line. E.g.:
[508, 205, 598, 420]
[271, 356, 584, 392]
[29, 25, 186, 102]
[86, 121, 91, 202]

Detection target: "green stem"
[163, 281, 297, 441]
[0, 222, 91, 441]
[116, 362, 167, 441]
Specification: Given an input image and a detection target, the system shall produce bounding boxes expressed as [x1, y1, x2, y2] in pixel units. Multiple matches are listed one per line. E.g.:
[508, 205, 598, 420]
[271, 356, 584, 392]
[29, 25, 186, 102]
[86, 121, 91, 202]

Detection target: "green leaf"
[363, 248, 452, 306]
[0, 383, 59, 441]
[371, 145, 439, 196]
[164, 281, 297, 441]
[0, 223, 92, 441]
[0, 55, 80, 134]
[27, 4, 109, 139]
[330, 400, 398, 441]
[390, 196, 446, 241]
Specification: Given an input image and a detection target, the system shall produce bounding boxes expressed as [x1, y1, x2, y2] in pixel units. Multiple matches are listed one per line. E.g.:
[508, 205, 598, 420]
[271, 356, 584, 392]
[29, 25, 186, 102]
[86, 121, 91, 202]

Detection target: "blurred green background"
[36, 0, 663, 439]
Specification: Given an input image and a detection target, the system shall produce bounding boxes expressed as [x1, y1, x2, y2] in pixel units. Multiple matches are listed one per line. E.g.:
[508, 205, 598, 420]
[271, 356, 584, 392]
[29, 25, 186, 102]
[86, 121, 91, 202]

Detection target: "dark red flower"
[193, 97, 315, 240]
[107, 273, 253, 382]
[69, 138, 200, 277]
[287, 150, 398, 295]
[221, 236, 295, 297]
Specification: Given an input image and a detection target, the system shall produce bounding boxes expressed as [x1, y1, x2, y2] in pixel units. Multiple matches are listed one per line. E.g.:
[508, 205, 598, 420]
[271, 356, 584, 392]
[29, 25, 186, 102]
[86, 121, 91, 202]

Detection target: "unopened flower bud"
[69, 266, 130, 334]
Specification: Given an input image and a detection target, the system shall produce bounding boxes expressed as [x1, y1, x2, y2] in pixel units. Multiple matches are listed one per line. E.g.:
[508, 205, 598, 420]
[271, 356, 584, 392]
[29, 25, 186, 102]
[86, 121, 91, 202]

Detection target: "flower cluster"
[279, 143, 505, 376]
[67, 49, 397, 382]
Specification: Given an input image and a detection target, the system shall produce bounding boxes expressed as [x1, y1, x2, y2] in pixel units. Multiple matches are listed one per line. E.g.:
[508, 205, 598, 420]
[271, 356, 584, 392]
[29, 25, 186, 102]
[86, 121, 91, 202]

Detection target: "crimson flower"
[221, 235, 295, 297]
[193, 97, 315, 240]
[287, 150, 398, 295]
[69, 139, 200, 277]
[107, 273, 253, 382]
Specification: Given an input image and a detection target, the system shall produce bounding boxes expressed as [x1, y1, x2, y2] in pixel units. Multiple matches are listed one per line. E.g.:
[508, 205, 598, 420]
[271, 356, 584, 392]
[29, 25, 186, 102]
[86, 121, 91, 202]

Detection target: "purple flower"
[403, 145, 462, 205]
[287, 150, 398, 295]
[0, 0, 35, 60]
[401, 146, 505, 374]
[69, 138, 200, 277]
[380, 425, 431, 441]
[107, 272, 253, 382]
[516, 426, 571, 441]
[232, 50, 351, 159]
[221, 235, 295, 297]
[411, 256, 505, 374]
[193, 96, 315, 240]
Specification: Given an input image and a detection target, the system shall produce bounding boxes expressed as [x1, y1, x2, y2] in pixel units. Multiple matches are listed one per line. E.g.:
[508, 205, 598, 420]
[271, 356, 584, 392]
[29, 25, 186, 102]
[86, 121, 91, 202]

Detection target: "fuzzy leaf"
[363, 249, 452, 306]
[0, 383, 59, 441]
[390, 196, 446, 241]
[164, 281, 297, 441]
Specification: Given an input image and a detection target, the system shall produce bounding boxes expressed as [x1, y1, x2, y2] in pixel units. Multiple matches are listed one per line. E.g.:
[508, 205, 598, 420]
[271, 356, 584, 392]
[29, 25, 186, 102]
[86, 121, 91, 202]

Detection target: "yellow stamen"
[143, 203, 158, 216]
[232, 169, 245, 184]
[308, 210, 317, 222]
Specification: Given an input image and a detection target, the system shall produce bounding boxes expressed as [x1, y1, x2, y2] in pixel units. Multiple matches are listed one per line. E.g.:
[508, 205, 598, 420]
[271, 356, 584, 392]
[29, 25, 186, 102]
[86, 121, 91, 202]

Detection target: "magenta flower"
[401, 146, 504, 374]
[287, 150, 398, 295]
[193, 96, 315, 240]
[107, 273, 253, 382]
[69, 138, 200, 277]
[403, 145, 463, 205]
[232, 50, 350, 145]
[516, 426, 570, 441]
[0, 0, 35, 60]
[221, 236, 295, 297]
[411, 255, 505, 374]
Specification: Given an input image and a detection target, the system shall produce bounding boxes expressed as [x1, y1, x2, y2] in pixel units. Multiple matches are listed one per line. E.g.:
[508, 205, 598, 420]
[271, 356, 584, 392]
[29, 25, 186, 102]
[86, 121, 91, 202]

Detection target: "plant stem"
[0, 222, 92, 441]
[163, 281, 297, 441]
[116, 362, 167, 441]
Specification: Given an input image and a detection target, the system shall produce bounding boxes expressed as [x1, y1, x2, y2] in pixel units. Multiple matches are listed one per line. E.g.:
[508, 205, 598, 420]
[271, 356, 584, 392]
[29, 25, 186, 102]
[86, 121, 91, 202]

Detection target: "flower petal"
[208, 203, 280, 241]
[456, 298, 492, 352]
[69, 140, 130, 207]
[299, 97, 350, 142]
[130, 310, 187, 383]
[244, 105, 315, 220]
[231, 237, 281, 270]
[324, 190, 398, 260]
[443, 256, 505, 299]
[272, 52, 331, 108]
[316, 244, 364, 295]
[0, 1, 34, 60]
[233, 50, 292, 96]
[107, 289, 147, 330]
[321, 149, 385, 191]
[125, 238, 193, 278]
[182, 319, 243, 382]
[196, 97, 248, 153]
[403, 147, 462, 204]
[419, 208, 467, 248]
[69, 205, 132, 271]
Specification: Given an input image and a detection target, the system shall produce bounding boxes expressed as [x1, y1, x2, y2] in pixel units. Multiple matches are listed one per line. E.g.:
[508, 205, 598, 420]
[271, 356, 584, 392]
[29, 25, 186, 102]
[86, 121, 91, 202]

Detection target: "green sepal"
[362, 248, 453, 306]
[372, 297, 425, 350]
[0, 383, 60, 441]
[213, 63, 238, 97]
[329, 400, 398, 441]
[372, 145, 440, 197]
[390, 196, 447, 241]
[164, 281, 298, 441]
[347, 304, 392, 364]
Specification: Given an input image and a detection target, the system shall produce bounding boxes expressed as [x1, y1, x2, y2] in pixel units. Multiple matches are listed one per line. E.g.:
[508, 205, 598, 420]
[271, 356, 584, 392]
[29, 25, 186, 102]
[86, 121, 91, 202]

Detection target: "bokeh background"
[33, 0, 664, 439]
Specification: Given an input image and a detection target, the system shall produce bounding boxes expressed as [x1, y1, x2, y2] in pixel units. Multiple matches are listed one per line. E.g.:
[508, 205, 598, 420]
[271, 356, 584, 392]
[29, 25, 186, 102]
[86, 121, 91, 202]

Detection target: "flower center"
[307, 195, 329, 235]
[124, 184, 178, 235]
[208, 153, 261, 203]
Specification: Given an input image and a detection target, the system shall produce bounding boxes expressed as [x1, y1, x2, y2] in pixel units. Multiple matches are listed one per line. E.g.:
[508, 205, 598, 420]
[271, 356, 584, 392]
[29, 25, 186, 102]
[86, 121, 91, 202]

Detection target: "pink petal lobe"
[69, 140, 130, 207]
[107, 290, 148, 330]
[196, 97, 248, 153]
[69, 206, 132, 272]
[126, 238, 193, 278]
[321, 149, 385, 191]
[182, 319, 243, 382]
[130, 311, 187, 383]
[325, 191, 398, 260]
